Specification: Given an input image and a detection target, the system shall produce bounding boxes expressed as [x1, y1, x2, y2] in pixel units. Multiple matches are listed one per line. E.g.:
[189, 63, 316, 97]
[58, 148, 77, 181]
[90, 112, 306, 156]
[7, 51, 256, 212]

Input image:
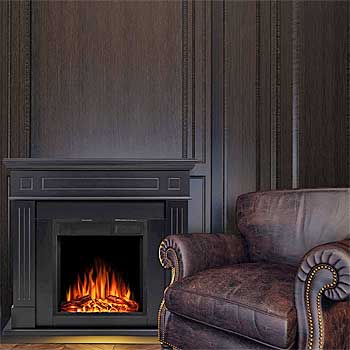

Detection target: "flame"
[61, 258, 139, 313]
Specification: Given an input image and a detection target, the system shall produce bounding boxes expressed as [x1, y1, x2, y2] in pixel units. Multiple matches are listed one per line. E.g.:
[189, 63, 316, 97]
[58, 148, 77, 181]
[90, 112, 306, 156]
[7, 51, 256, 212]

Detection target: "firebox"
[4, 159, 195, 336]
[59, 236, 142, 314]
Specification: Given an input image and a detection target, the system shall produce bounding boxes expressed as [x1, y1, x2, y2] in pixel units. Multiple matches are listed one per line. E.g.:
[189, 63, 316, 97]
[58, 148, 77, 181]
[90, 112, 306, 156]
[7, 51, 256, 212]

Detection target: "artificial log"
[61, 295, 139, 313]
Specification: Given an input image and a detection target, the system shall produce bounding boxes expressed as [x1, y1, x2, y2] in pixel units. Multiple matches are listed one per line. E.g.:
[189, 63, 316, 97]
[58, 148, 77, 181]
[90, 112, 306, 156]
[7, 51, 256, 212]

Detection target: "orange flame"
[61, 258, 139, 313]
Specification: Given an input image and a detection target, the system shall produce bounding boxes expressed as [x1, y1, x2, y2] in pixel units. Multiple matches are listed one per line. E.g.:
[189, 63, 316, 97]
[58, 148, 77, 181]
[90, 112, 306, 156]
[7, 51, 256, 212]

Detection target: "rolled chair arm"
[158, 233, 247, 348]
[159, 233, 247, 283]
[295, 239, 350, 350]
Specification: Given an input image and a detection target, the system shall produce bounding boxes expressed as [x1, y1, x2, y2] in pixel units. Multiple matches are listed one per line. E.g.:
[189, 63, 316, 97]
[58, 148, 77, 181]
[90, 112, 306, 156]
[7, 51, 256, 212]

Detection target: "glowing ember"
[61, 258, 139, 313]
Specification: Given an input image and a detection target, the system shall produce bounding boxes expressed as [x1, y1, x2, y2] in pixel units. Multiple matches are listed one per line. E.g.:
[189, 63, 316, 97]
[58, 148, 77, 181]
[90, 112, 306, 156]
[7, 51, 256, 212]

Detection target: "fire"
[61, 258, 139, 313]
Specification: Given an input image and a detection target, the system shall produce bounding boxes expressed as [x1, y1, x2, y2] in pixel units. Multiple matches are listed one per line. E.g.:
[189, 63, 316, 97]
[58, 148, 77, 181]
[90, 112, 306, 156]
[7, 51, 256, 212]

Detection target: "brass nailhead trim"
[304, 264, 337, 350]
[158, 247, 181, 350]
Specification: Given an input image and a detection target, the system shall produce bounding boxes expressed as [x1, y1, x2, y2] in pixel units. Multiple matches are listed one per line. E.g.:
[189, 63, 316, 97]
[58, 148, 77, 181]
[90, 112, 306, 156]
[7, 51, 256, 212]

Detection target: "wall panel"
[31, 1, 183, 158]
[31, 0, 211, 163]
[223, 1, 258, 231]
[221, 0, 350, 232]
[298, 1, 349, 187]
[189, 177, 206, 232]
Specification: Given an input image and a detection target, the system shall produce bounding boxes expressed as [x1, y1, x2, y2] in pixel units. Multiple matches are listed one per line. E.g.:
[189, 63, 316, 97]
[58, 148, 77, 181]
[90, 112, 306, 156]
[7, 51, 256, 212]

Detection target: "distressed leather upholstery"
[165, 263, 297, 349]
[158, 189, 350, 350]
[159, 233, 247, 279]
[236, 189, 349, 266]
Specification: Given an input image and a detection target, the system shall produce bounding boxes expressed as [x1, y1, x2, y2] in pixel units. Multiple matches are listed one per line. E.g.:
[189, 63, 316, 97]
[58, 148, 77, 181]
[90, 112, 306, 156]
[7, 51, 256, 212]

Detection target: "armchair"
[158, 189, 350, 350]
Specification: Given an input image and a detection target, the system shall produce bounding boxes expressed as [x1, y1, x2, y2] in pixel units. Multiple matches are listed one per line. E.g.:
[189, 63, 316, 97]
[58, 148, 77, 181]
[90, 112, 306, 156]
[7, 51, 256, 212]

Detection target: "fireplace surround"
[3, 159, 195, 336]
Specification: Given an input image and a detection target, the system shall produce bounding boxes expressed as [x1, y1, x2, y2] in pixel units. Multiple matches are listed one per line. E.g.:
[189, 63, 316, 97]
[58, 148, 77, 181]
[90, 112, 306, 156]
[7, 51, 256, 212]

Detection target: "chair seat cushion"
[164, 263, 297, 349]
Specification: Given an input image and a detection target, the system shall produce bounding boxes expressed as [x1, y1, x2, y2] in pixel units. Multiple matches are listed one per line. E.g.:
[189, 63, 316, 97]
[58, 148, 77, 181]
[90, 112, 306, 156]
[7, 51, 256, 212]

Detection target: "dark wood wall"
[214, 0, 350, 231]
[0, 0, 349, 329]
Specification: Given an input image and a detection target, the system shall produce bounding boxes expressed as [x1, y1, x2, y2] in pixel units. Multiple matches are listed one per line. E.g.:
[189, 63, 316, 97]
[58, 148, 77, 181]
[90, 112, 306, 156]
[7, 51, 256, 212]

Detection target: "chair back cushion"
[236, 188, 350, 266]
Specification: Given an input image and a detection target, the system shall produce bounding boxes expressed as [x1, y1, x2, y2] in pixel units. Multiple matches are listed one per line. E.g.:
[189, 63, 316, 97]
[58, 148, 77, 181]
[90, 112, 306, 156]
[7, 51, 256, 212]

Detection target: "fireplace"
[4, 159, 194, 336]
[35, 201, 164, 330]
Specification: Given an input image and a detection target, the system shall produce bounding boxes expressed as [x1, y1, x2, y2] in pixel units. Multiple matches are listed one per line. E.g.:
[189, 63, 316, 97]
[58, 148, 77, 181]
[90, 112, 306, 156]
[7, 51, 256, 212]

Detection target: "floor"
[0, 345, 161, 350]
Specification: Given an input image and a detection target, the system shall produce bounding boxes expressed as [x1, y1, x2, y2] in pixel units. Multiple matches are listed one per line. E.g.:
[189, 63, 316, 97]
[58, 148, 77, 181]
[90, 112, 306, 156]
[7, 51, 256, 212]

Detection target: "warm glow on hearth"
[61, 258, 139, 313]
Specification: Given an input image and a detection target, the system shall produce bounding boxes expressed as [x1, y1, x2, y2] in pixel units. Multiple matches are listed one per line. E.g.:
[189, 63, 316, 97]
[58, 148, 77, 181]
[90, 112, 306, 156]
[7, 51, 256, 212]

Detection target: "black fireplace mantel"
[4, 158, 196, 201]
[3, 158, 195, 337]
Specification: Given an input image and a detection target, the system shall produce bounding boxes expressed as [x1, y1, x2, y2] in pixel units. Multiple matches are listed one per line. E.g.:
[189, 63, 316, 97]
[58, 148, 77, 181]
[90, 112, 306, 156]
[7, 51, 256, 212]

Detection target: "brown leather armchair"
[158, 189, 350, 350]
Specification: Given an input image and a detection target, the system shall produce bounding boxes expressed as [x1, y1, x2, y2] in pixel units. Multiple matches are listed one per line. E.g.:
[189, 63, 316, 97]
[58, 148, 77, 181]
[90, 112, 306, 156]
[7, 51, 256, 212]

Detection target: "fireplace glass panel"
[58, 235, 142, 314]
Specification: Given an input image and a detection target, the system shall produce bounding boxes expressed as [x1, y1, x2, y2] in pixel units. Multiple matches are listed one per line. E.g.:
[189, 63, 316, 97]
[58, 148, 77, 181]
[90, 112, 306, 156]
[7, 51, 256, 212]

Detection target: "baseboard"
[1, 319, 158, 343]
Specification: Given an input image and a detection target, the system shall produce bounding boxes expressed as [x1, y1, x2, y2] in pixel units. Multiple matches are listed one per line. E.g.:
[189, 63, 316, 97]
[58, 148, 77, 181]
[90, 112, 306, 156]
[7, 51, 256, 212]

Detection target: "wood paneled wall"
[0, 0, 349, 329]
[216, 0, 350, 231]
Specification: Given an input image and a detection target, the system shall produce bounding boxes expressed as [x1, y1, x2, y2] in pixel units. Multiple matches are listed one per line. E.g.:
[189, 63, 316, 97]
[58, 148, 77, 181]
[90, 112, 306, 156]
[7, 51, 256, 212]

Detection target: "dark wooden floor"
[0, 345, 161, 350]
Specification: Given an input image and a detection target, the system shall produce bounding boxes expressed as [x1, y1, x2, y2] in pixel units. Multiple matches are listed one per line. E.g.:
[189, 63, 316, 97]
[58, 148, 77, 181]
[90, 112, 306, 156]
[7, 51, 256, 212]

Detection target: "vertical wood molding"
[259, 0, 294, 191]
[182, 0, 189, 159]
[197, 0, 208, 164]
[10, 201, 36, 328]
[255, 1, 261, 191]
[190, 0, 196, 160]
[9, 0, 31, 158]
[6, 0, 11, 159]
[168, 202, 186, 234]
[186, 0, 194, 160]
[210, 0, 224, 233]
[270, 0, 281, 190]
[177, 0, 210, 161]
[13, 204, 35, 305]
[223, 0, 227, 231]
[187, 0, 210, 164]
[347, 1, 350, 184]
[292, 1, 301, 189]
[189, 0, 212, 232]
[199, 0, 205, 162]
[257, 1, 272, 191]
[24, 0, 31, 156]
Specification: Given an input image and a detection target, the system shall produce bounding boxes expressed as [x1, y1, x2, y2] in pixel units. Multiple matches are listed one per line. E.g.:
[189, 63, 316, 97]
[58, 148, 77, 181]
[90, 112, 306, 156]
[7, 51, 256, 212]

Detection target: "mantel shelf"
[3, 158, 197, 171]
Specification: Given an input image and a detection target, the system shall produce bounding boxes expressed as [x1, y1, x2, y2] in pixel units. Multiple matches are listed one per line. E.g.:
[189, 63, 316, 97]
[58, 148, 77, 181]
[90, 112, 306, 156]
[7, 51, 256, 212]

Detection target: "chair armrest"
[157, 233, 247, 348]
[295, 239, 350, 350]
[158, 233, 247, 283]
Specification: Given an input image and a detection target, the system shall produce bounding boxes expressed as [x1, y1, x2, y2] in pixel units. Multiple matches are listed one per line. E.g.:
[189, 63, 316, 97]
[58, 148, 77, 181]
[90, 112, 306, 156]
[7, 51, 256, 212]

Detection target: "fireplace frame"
[3, 159, 195, 336]
[36, 202, 161, 328]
